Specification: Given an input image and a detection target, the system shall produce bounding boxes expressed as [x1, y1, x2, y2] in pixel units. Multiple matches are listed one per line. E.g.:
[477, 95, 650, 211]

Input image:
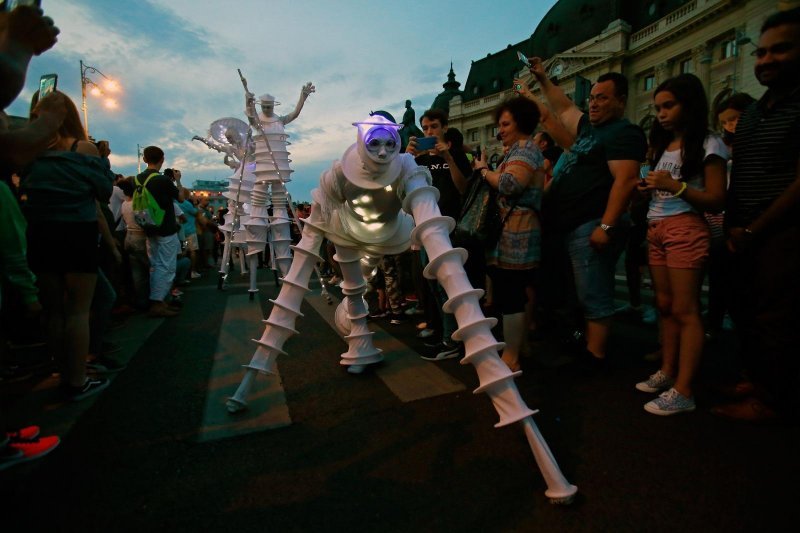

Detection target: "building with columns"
[445, 0, 797, 164]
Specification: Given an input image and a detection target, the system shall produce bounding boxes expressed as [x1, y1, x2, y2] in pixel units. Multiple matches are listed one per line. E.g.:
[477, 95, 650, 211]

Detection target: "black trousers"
[728, 224, 800, 418]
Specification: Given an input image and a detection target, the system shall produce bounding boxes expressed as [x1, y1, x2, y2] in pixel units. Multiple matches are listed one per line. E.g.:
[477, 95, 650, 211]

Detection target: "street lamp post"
[80, 60, 120, 138]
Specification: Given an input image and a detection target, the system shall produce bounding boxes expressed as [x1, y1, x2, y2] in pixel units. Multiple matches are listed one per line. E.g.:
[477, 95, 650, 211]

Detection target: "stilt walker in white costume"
[193, 119, 255, 291]
[226, 116, 577, 504]
[240, 71, 315, 300]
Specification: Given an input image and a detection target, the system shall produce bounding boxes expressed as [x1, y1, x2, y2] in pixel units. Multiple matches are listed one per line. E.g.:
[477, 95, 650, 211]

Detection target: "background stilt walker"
[193, 118, 255, 291]
[241, 71, 315, 292]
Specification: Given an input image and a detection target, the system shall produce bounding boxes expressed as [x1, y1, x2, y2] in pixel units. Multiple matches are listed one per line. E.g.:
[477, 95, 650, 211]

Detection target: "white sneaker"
[635, 369, 674, 393]
[417, 328, 435, 339]
[644, 387, 696, 416]
[191, 271, 201, 279]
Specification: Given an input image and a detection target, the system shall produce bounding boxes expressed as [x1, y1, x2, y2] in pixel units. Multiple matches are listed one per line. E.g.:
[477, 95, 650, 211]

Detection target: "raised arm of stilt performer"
[282, 82, 315, 125]
[239, 70, 259, 129]
[192, 135, 223, 151]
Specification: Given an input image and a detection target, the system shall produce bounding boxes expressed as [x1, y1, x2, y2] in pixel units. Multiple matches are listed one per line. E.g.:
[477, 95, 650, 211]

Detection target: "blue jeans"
[565, 217, 628, 320]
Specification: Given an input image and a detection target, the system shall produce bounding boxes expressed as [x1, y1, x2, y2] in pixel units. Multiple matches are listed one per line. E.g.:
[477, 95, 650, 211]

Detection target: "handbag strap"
[457, 171, 486, 220]
[500, 195, 520, 227]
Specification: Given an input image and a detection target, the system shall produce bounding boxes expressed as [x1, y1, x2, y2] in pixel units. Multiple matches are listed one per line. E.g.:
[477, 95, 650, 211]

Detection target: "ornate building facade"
[446, 0, 798, 162]
[191, 179, 227, 210]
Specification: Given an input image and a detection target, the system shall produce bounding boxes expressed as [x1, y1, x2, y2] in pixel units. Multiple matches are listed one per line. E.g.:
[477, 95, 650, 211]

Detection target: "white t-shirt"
[647, 134, 728, 220]
[120, 199, 142, 232]
[109, 186, 126, 231]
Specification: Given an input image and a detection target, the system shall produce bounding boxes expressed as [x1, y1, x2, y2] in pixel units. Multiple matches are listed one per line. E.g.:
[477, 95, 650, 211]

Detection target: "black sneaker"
[423, 338, 443, 348]
[388, 313, 408, 325]
[62, 377, 110, 402]
[87, 356, 127, 374]
[420, 341, 463, 361]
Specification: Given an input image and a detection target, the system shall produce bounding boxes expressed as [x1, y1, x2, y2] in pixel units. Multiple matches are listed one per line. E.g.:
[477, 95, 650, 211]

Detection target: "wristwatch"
[599, 223, 615, 234]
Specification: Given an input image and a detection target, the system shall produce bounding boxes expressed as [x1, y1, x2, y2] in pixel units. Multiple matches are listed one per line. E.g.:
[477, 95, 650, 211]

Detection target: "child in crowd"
[636, 73, 728, 415]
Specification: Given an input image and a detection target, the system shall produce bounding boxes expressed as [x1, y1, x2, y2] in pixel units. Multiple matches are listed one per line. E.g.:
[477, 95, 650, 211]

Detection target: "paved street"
[2, 269, 798, 532]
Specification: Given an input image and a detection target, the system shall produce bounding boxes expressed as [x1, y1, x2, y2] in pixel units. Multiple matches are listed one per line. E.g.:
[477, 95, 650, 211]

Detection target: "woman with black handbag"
[472, 97, 545, 372]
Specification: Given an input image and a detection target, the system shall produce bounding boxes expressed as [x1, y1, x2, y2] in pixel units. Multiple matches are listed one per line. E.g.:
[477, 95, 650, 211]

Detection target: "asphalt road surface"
[2, 269, 797, 532]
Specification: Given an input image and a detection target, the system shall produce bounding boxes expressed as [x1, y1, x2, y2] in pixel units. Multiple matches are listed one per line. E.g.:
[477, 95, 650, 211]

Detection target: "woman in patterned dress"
[473, 97, 545, 371]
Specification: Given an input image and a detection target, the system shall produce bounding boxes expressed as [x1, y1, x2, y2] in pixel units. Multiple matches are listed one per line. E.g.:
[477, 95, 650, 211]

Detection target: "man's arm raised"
[513, 78, 575, 150]
[527, 57, 583, 138]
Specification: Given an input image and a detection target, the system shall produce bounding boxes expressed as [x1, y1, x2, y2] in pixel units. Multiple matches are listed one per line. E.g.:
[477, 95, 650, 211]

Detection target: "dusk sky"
[8, 0, 558, 202]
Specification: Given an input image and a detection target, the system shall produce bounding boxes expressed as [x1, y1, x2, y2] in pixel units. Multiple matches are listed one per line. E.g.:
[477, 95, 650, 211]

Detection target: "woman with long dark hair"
[472, 97, 545, 372]
[636, 73, 728, 415]
[22, 90, 114, 401]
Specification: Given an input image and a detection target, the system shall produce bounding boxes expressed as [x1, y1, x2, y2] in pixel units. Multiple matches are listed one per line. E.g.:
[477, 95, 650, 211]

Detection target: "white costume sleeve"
[395, 153, 435, 210]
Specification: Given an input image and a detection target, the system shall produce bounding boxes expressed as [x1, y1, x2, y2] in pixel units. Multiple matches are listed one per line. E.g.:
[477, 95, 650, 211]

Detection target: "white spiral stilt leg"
[226, 215, 325, 413]
[405, 185, 577, 504]
[332, 246, 383, 373]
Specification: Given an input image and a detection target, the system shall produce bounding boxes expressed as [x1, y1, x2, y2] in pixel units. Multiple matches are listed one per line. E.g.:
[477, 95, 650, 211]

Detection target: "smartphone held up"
[38, 73, 57, 99]
[415, 136, 438, 152]
[2, 0, 42, 11]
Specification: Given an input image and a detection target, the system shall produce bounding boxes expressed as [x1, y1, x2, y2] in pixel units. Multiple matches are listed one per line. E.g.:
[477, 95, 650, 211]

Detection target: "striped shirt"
[727, 87, 800, 227]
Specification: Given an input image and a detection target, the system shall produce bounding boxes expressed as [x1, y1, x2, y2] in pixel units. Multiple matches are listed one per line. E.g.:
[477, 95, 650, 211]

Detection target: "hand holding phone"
[415, 136, 437, 152]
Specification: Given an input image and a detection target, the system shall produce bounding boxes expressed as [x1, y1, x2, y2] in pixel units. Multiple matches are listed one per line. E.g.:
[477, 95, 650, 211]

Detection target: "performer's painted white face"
[364, 127, 399, 162]
[260, 102, 275, 116]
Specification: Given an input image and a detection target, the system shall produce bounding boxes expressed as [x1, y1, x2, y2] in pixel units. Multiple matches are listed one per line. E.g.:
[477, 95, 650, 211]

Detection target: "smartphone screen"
[6, 0, 42, 10]
[39, 73, 57, 99]
[416, 136, 437, 151]
[516, 51, 530, 67]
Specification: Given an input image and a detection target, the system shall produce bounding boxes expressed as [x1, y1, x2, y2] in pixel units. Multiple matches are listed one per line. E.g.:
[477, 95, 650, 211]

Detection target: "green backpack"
[132, 172, 165, 235]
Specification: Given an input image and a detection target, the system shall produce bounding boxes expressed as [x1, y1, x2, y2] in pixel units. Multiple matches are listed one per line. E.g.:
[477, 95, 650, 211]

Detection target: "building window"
[643, 74, 655, 91]
[721, 39, 736, 59]
[472, 86, 479, 96]
[470, 129, 479, 143]
[680, 58, 693, 74]
[492, 79, 499, 90]
[491, 126, 499, 138]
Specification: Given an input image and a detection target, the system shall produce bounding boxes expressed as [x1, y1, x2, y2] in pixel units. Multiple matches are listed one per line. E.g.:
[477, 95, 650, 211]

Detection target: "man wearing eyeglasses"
[713, 7, 800, 422]
[526, 59, 646, 373]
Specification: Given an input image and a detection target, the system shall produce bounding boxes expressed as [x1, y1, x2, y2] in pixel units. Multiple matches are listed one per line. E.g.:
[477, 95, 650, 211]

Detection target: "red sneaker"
[6, 425, 41, 441]
[0, 435, 60, 470]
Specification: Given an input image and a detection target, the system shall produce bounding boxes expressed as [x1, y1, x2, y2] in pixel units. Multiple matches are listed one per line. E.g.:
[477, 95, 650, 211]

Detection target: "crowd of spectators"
[359, 7, 800, 424]
[1, 4, 798, 473]
[0, 5, 229, 470]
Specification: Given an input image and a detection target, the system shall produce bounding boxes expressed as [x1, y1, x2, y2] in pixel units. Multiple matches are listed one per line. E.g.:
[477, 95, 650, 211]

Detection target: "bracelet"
[480, 168, 489, 178]
[674, 182, 688, 197]
[744, 227, 754, 236]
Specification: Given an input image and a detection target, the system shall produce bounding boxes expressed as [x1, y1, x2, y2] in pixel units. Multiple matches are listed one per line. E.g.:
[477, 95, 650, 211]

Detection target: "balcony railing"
[630, 0, 723, 48]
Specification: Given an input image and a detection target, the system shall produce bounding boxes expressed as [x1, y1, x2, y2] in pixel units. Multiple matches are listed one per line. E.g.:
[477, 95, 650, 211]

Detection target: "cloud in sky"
[8, 0, 557, 201]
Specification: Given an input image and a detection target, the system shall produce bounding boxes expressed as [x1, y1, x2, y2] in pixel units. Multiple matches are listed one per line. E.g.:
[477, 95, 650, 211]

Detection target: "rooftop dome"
[431, 63, 463, 114]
